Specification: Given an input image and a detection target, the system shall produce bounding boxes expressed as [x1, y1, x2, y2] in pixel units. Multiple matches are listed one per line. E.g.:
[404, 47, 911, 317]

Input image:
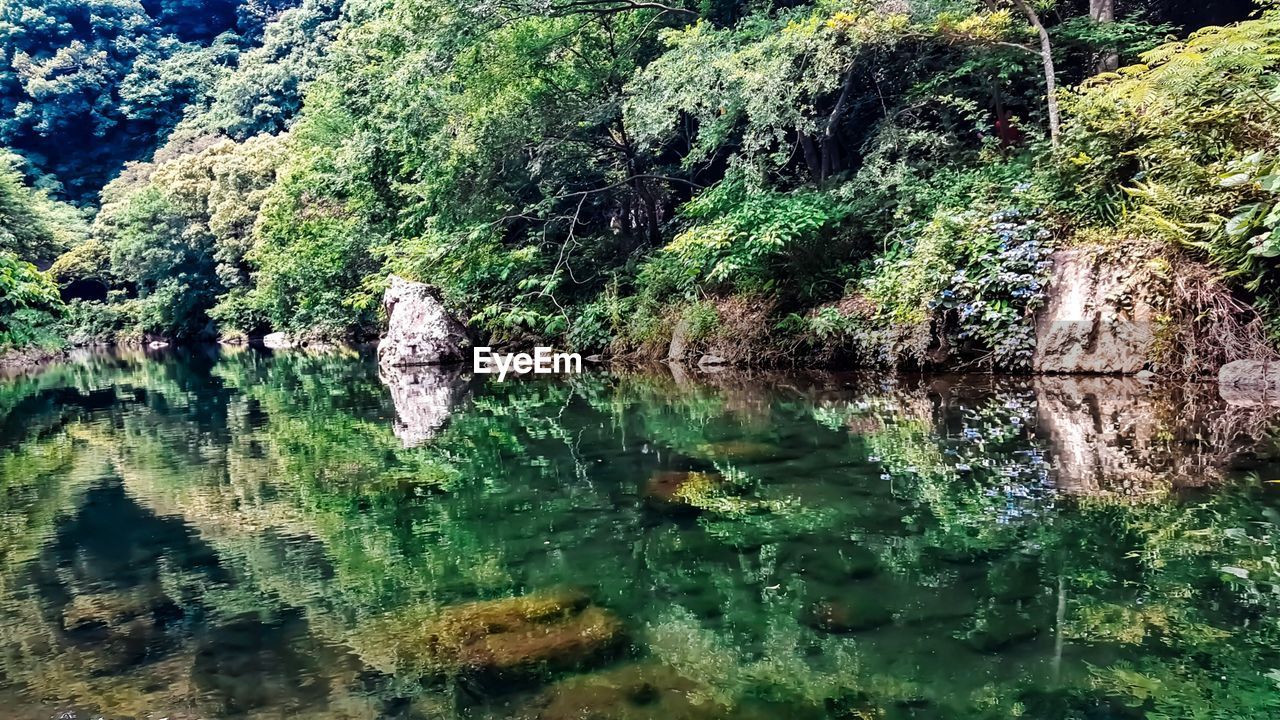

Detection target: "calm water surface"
[1, 347, 1279, 719]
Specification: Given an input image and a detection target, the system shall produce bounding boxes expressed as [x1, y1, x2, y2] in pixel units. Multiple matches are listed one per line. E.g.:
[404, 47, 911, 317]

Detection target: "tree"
[0, 150, 88, 265]
[1004, 0, 1061, 146]
[1090, 0, 1118, 71]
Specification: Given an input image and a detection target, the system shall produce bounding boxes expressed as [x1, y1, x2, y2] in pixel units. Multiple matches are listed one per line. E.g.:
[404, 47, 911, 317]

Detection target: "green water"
[1, 347, 1279, 719]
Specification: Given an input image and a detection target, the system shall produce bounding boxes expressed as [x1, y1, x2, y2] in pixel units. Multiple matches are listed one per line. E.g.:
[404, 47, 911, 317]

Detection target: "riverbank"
[0, 345, 66, 375]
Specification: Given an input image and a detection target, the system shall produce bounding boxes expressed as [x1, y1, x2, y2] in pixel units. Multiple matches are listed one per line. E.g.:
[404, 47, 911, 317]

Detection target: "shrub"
[847, 205, 1054, 369]
[58, 298, 140, 345]
[0, 251, 63, 348]
[653, 173, 854, 299]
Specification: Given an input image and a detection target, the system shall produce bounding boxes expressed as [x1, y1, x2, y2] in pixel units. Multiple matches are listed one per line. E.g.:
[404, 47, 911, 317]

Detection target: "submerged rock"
[378, 364, 471, 447]
[961, 606, 1041, 652]
[60, 586, 179, 673]
[518, 663, 730, 720]
[1033, 248, 1155, 374]
[349, 588, 625, 684]
[377, 275, 471, 367]
[61, 587, 167, 632]
[642, 471, 724, 515]
[805, 596, 893, 633]
[783, 542, 879, 584]
[694, 440, 779, 461]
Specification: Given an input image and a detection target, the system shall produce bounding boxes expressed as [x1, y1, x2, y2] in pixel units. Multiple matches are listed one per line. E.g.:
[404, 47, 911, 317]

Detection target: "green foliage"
[0, 250, 62, 348]
[627, 5, 914, 177]
[1212, 151, 1280, 288]
[57, 298, 139, 345]
[1057, 9, 1280, 335]
[173, 0, 344, 142]
[0, 0, 250, 198]
[651, 173, 854, 298]
[101, 185, 218, 338]
[0, 150, 88, 265]
[682, 299, 721, 341]
[6, 0, 1280, 366]
[250, 136, 380, 337]
[842, 204, 1053, 369]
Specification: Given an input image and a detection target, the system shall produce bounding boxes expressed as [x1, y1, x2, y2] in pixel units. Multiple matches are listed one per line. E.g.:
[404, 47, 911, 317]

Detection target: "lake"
[0, 347, 1278, 719]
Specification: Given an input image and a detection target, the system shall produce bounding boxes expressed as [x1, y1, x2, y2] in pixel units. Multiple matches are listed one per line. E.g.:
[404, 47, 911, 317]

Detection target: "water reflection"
[0, 349, 1277, 719]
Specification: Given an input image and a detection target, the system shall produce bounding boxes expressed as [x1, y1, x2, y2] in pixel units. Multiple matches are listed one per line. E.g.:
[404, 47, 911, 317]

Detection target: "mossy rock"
[805, 595, 894, 633]
[643, 471, 724, 515]
[642, 471, 769, 518]
[60, 585, 177, 673]
[517, 663, 730, 720]
[61, 585, 171, 632]
[349, 588, 626, 684]
[693, 441, 782, 462]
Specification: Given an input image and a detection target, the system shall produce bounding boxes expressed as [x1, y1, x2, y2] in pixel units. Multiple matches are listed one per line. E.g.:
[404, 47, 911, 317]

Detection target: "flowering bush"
[822, 203, 1054, 370]
[938, 209, 1054, 369]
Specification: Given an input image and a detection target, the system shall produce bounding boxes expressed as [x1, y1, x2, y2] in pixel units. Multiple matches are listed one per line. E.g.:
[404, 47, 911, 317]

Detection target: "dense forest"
[2, 0, 1278, 372]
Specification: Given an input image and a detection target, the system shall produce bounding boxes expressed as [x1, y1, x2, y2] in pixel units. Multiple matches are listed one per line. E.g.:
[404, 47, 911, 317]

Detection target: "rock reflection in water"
[0, 350, 1276, 719]
[379, 363, 472, 447]
[1034, 375, 1271, 498]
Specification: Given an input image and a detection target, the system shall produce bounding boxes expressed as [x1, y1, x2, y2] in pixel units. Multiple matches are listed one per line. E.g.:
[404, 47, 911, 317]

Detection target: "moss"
[694, 441, 780, 462]
[348, 588, 626, 682]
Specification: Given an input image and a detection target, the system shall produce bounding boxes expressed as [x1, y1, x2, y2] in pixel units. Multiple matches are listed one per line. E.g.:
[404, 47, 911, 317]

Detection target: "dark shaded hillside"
[0, 0, 299, 201]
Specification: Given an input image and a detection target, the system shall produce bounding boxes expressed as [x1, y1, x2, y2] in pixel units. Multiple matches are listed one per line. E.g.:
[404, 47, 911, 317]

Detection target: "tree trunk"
[1012, 0, 1061, 148]
[1090, 0, 1119, 72]
[799, 131, 821, 178]
[817, 63, 858, 181]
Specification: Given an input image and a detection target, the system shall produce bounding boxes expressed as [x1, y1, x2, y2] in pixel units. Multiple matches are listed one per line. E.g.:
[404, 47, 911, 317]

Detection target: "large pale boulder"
[377, 275, 471, 367]
[1033, 248, 1155, 374]
[261, 332, 297, 349]
[1218, 359, 1280, 406]
[666, 317, 690, 361]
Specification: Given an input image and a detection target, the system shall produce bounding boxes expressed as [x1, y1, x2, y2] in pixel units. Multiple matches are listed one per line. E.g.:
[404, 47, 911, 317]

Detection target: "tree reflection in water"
[0, 348, 1277, 719]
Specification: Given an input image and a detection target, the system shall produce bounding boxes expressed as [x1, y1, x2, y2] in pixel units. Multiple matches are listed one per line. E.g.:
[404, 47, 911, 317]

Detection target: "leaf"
[1225, 204, 1263, 238]
[1249, 232, 1280, 257]
[1220, 171, 1254, 188]
[1265, 203, 1280, 227]
[1220, 566, 1251, 580]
